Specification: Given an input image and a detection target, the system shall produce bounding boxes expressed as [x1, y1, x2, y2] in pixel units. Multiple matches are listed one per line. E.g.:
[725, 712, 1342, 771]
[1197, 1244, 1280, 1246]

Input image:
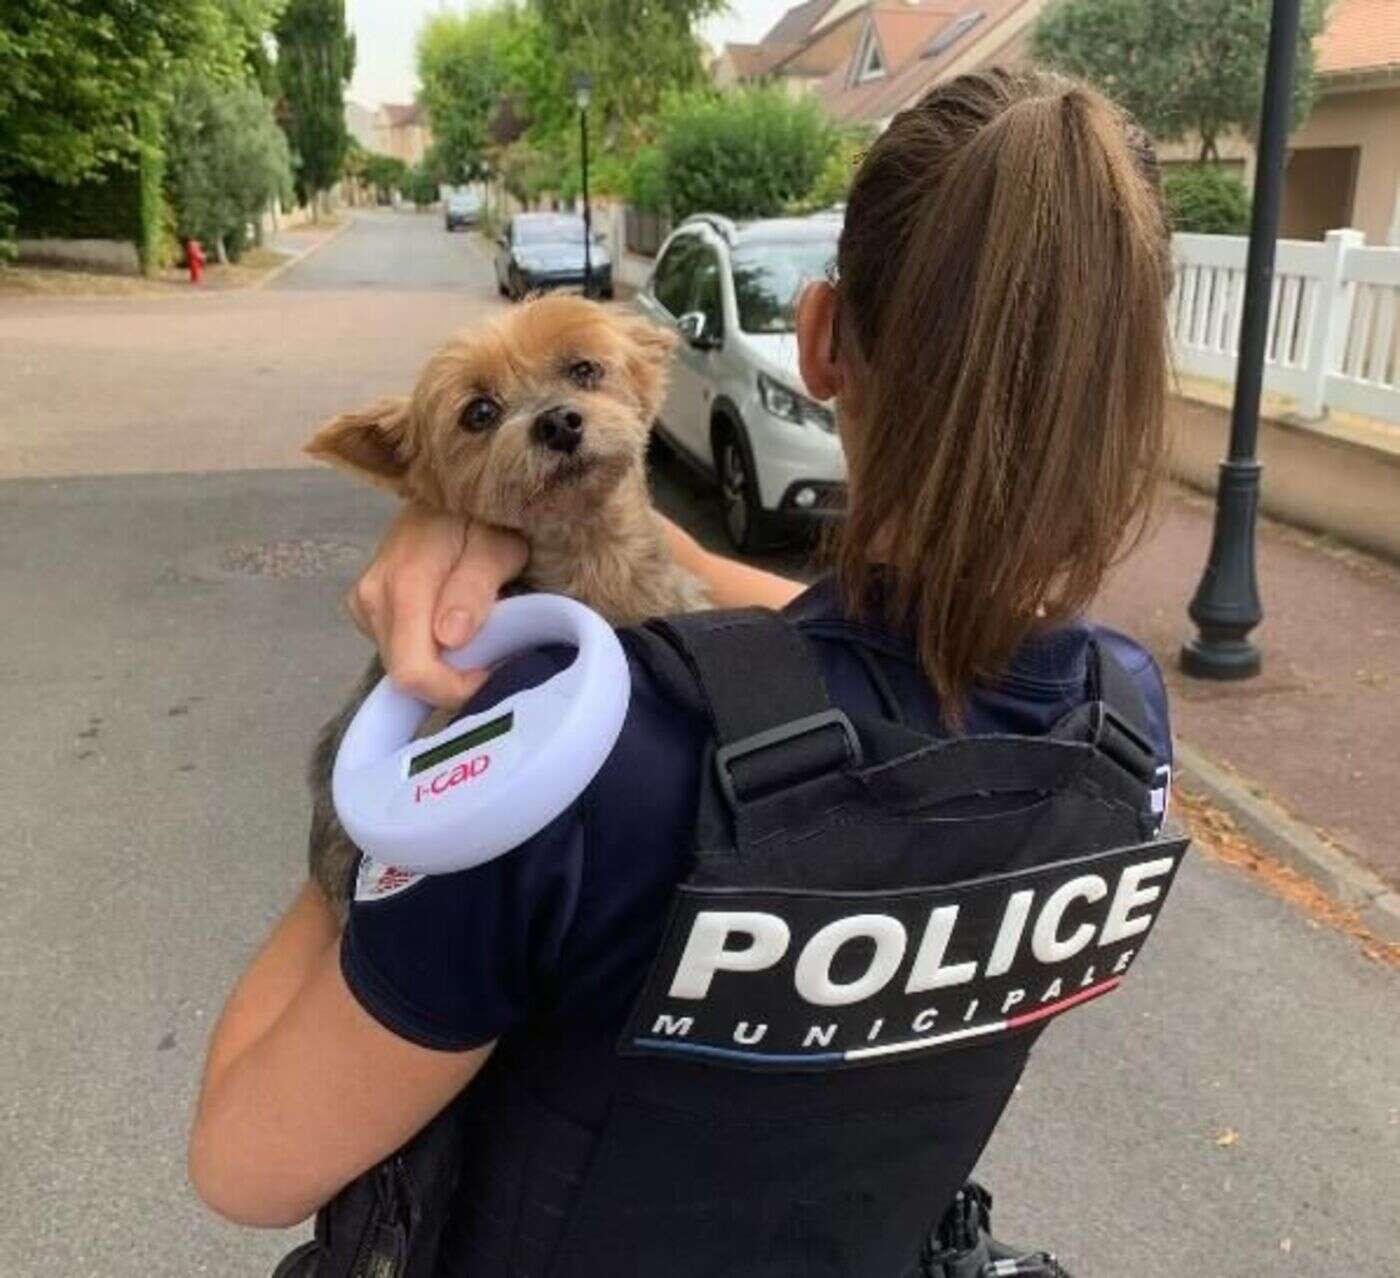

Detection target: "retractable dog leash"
[333, 594, 630, 874]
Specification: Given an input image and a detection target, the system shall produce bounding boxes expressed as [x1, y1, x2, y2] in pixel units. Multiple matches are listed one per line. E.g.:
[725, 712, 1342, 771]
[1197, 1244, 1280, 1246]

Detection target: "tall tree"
[276, 0, 355, 206]
[416, 7, 520, 184]
[0, 0, 278, 187]
[1032, 0, 1328, 162]
[531, 0, 725, 148]
[167, 74, 293, 262]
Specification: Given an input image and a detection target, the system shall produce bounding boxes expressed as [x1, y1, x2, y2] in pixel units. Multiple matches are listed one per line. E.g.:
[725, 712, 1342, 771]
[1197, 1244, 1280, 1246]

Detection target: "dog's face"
[306, 295, 677, 529]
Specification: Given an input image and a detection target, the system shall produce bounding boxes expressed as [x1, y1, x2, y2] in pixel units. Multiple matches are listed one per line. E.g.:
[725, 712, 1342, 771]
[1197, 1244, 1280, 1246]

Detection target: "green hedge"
[9, 120, 170, 272]
[1164, 165, 1251, 235]
[657, 87, 835, 221]
[136, 109, 170, 271]
[10, 166, 145, 243]
[0, 186, 16, 263]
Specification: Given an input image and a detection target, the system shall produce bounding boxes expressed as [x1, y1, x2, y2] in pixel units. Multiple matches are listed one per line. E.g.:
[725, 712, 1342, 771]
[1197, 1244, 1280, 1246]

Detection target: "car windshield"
[731, 239, 838, 334]
[516, 217, 586, 245]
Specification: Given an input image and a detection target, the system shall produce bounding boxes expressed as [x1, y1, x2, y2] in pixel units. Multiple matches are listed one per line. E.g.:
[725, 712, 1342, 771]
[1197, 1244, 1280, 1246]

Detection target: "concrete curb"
[252, 217, 353, 291]
[1174, 740, 1400, 941]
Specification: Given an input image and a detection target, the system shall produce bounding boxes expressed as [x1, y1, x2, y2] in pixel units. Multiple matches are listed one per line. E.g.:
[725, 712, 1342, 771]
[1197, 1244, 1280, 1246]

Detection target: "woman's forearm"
[198, 882, 340, 1101]
[660, 516, 803, 610]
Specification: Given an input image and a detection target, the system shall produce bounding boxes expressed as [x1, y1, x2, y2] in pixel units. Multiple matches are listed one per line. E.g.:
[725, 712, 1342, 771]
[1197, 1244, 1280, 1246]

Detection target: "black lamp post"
[575, 72, 593, 299]
[1181, 0, 1303, 680]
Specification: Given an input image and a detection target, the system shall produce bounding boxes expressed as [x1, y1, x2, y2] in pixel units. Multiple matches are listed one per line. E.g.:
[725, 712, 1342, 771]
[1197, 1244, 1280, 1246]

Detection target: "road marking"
[253, 217, 355, 292]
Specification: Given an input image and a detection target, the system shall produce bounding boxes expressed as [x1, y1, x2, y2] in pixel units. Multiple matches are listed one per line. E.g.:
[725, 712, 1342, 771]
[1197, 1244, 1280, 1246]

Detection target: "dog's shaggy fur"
[305, 295, 709, 901]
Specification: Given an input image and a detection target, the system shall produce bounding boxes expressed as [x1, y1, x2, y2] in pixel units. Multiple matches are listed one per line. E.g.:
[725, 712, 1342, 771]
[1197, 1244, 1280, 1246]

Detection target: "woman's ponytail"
[833, 68, 1172, 722]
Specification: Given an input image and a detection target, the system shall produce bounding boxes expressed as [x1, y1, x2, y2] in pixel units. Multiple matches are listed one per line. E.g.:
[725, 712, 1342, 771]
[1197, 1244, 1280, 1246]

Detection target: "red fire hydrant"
[186, 239, 206, 285]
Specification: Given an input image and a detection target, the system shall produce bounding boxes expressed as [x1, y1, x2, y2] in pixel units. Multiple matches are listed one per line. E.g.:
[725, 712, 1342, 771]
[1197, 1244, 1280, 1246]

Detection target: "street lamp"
[575, 72, 594, 299]
[1181, 0, 1304, 680]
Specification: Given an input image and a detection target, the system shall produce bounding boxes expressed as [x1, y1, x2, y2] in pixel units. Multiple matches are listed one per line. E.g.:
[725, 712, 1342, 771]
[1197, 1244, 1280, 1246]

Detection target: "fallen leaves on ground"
[1173, 786, 1400, 968]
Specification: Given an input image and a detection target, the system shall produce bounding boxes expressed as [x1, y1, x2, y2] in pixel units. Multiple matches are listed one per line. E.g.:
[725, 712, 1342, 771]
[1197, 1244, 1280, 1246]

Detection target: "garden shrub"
[0, 185, 18, 264]
[404, 164, 440, 207]
[1164, 165, 1251, 235]
[625, 145, 668, 214]
[657, 86, 835, 220]
[789, 129, 869, 214]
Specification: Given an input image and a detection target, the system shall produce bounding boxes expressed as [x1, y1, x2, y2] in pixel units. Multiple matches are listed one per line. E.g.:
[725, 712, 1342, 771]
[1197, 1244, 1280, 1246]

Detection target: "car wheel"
[509, 268, 524, 301]
[717, 424, 767, 554]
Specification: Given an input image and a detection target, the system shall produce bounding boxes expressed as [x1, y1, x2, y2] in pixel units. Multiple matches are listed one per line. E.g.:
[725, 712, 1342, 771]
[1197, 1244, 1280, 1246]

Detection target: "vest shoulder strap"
[1084, 639, 1160, 785]
[626, 608, 862, 810]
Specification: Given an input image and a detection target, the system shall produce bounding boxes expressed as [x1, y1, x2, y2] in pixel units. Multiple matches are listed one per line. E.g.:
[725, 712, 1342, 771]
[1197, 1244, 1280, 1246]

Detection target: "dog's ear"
[616, 313, 678, 420]
[305, 397, 413, 492]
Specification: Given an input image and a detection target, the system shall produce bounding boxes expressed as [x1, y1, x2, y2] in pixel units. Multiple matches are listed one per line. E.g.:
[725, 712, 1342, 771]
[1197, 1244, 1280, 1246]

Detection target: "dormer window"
[921, 10, 985, 59]
[851, 23, 887, 83]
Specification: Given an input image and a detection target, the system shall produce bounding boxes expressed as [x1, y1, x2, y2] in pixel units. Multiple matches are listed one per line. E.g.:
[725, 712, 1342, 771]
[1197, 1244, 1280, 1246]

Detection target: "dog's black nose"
[532, 406, 584, 455]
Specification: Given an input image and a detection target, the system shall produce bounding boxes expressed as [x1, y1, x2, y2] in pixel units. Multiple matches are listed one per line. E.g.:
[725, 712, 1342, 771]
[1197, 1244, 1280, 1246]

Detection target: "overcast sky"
[346, 0, 795, 108]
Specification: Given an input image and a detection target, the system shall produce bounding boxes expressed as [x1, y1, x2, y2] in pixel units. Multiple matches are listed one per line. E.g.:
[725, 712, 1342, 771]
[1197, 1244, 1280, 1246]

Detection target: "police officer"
[191, 69, 1181, 1277]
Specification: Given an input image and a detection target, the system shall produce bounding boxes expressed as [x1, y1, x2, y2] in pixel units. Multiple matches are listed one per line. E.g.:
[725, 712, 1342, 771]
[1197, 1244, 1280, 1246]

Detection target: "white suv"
[635, 214, 846, 550]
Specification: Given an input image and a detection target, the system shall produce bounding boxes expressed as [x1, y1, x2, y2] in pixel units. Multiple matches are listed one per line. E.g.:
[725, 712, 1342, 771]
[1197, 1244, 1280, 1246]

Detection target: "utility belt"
[274, 1165, 1070, 1278]
[276, 606, 1184, 1278]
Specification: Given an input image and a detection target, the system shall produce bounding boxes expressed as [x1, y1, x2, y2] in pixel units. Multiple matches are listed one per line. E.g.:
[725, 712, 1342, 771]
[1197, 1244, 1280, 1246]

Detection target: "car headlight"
[758, 372, 836, 433]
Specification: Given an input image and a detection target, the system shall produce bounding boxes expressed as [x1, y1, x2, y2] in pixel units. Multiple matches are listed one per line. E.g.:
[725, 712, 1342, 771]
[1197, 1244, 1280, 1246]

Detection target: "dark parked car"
[493, 213, 613, 300]
[444, 191, 482, 231]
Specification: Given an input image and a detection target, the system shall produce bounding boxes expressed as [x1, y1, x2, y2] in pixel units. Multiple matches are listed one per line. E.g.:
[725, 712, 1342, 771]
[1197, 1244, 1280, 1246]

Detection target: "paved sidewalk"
[1094, 486, 1400, 892]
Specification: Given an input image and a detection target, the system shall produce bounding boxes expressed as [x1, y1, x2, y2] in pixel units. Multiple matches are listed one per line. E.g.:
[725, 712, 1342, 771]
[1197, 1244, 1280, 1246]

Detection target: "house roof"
[379, 102, 424, 128]
[765, 4, 868, 77]
[722, 40, 803, 77]
[869, 4, 963, 72]
[1315, 0, 1400, 77]
[720, 42, 768, 76]
[760, 0, 840, 46]
[816, 0, 1039, 125]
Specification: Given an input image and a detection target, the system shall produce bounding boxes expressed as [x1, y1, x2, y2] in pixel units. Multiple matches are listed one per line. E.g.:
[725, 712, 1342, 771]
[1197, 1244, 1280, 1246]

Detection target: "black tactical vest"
[435, 608, 1187, 1278]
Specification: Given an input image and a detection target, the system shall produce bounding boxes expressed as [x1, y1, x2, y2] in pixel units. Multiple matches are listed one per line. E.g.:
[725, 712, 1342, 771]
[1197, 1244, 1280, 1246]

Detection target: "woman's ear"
[796, 281, 844, 403]
[305, 397, 413, 493]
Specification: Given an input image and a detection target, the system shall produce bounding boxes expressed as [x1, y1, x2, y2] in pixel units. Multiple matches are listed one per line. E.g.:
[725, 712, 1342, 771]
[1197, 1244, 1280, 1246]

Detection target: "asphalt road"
[0, 211, 1395, 1278]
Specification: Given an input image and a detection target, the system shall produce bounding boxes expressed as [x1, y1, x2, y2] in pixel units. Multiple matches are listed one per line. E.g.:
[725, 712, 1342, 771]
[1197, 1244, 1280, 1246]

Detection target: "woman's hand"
[346, 507, 528, 708]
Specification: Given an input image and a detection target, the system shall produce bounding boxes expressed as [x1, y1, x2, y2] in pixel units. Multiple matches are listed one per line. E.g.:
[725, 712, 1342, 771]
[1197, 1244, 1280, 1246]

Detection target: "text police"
[624, 841, 1187, 1069]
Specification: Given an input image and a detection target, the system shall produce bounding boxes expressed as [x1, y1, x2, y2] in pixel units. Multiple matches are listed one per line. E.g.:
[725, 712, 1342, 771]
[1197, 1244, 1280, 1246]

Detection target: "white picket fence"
[1170, 229, 1400, 424]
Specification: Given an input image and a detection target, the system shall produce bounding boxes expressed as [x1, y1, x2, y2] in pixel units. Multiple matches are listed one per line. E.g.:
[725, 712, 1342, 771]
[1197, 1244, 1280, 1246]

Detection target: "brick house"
[373, 103, 432, 167]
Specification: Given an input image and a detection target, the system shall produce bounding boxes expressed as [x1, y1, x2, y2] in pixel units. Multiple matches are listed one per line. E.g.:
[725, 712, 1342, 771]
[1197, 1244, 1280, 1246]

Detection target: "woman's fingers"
[346, 511, 525, 709]
[384, 572, 483, 708]
[433, 523, 529, 649]
[344, 575, 381, 642]
[433, 569, 494, 651]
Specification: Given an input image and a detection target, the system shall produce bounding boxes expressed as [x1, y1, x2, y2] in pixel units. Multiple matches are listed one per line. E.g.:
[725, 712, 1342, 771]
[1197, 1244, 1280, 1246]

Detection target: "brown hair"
[831, 67, 1171, 723]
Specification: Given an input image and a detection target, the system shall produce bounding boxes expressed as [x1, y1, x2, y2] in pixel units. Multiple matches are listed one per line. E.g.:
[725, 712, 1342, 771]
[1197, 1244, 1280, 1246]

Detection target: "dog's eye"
[568, 359, 603, 390]
[460, 395, 502, 433]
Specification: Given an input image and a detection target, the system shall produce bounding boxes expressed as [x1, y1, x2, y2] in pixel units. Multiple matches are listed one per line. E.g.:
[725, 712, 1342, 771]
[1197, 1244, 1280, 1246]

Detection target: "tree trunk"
[216, 235, 229, 266]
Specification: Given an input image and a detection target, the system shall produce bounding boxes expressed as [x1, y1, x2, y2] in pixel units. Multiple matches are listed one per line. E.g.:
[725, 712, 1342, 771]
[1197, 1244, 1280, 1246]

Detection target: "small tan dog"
[305, 295, 709, 901]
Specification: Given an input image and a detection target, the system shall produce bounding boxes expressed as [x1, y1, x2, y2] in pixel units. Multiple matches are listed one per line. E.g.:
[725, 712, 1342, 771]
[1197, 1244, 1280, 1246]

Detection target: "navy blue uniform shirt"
[341, 578, 1172, 1051]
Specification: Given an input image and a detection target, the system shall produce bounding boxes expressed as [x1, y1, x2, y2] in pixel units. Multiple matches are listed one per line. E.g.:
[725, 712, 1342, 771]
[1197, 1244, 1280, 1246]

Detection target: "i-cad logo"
[414, 752, 490, 804]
